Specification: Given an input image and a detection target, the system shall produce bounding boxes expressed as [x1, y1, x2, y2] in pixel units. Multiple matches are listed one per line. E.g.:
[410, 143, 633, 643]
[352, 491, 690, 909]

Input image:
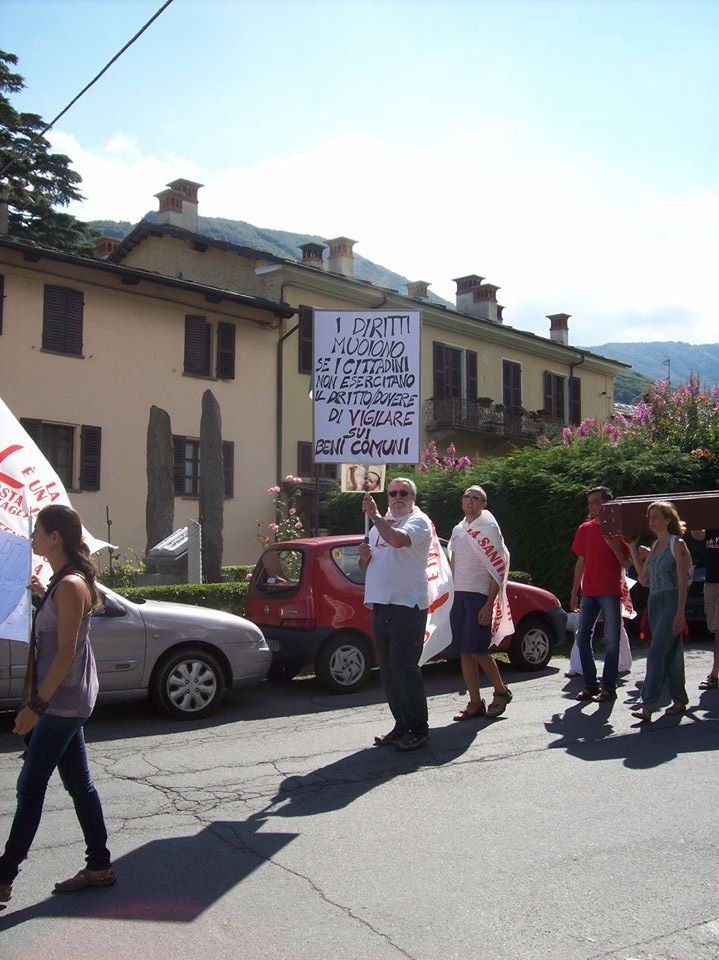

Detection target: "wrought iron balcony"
[424, 398, 563, 441]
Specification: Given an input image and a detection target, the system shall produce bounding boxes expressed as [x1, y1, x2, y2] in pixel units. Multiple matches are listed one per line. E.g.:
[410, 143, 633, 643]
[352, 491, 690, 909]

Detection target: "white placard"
[312, 310, 421, 464]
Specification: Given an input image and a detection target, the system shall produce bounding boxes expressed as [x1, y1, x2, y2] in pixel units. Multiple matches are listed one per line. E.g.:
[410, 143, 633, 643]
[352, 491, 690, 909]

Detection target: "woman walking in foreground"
[0, 505, 115, 904]
[625, 500, 691, 723]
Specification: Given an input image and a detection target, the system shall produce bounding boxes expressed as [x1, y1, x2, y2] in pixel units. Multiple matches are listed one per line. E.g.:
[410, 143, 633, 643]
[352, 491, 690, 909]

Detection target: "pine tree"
[0, 49, 98, 254]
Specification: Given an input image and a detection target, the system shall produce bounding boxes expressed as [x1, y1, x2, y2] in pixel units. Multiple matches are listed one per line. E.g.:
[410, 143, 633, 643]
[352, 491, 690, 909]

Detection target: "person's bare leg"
[476, 653, 509, 694]
[460, 653, 482, 703]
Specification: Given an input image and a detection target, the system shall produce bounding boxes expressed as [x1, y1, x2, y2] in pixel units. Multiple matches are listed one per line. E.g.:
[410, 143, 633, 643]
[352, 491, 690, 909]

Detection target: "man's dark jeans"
[0, 714, 111, 884]
[373, 603, 429, 735]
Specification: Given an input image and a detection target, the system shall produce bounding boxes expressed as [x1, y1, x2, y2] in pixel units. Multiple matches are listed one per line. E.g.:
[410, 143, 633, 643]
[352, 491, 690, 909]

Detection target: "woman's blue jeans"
[576, 594, 622, 692]
[0, 713, 111, 885]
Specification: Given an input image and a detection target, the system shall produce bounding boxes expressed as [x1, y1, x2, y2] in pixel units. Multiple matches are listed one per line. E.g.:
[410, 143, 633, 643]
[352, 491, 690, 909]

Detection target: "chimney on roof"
[94, 236, 120, 259]
[299, 241, 326, 269]
[326, 236, 356, 278]
[0, 181, 9, 235]
[407, 280, 431, 300]
[547, 313, 570, 345]
[155, 178, 203, 232]
[454, 274, 502, 323]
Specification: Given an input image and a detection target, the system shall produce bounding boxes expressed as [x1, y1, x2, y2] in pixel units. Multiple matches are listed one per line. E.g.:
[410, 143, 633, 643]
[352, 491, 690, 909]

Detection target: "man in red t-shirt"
[570, 486, 629, 702]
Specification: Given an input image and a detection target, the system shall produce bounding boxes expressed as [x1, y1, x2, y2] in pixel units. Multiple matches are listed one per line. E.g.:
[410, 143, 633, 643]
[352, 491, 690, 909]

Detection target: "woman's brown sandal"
[0, 882, 12, 903]
[487, 688, 513, 717]
[453, 700, 486, 721]
[630, 707, 652, 723]
[53, 867, 116, 894]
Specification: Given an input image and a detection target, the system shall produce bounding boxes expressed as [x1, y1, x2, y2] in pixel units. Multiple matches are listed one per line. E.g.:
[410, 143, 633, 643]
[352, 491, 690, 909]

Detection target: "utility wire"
[0, 0, 175, 181]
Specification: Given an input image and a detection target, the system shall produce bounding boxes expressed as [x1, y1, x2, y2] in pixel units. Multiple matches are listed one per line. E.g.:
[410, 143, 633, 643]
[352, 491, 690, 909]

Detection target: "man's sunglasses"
[462, 494, 482, 500]
[388, 489, 410, 498]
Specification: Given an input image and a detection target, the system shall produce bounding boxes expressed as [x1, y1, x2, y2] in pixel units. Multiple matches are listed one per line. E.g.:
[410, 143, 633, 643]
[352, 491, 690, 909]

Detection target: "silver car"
[0, 585, 271, 720]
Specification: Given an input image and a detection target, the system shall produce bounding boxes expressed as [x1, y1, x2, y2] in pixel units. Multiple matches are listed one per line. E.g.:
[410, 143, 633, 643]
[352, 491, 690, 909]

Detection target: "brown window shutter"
[433, 342, 445, 398]
[216, 322, 236, 379]
[466, 351, 477, 401]
[173, 435, 187, 493]
[569, 377, 582, 425]
[184, 316, 211, 375]
[43, 285, 83, 355]
[79, 425, 102, 491]
[222, 440, 234, 498]
[298, 306, 313, 375]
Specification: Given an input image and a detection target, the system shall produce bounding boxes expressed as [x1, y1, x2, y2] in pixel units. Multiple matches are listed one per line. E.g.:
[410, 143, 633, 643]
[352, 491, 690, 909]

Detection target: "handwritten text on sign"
[313, 310, 421, 464]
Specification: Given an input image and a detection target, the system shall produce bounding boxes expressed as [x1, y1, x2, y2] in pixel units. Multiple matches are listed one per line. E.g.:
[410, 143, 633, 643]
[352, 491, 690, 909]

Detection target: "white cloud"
[49, 128, 718, 344]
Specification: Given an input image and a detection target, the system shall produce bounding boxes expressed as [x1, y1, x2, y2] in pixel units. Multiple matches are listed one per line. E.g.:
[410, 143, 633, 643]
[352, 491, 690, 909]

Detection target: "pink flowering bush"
[561, 375, 719, 467]
[418, 440, 476, 472]
[256, 474, 306, 546]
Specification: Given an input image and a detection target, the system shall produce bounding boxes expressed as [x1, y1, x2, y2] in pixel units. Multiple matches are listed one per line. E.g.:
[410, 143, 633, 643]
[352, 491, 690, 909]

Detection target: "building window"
[297, 441, 337, 480]
[184, 316, 236, 379]
[502, 360, 522, 408]
[20, 419, 101, 491]
[433, 343, 478, 400]
[0, 274, 4, 335]
[42, 285, 83, 356]
[184, 316, 211, 375]
[173, 436, 234, 498]
[569, 376, 581, 425]
[298, 305, 313, 375]
[543, 372, 566, 421]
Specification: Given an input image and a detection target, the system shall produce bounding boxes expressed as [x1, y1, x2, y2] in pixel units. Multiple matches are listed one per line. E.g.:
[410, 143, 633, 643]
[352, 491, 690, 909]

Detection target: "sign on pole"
[312, 310, 421, 464]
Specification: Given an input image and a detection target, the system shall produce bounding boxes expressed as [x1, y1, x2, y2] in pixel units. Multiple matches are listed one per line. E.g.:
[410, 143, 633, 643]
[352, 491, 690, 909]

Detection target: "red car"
[246, 535, 568, 693]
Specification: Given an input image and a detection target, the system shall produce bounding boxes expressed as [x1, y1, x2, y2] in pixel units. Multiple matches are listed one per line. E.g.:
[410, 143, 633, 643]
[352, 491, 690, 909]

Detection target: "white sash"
[452, 511, 514, 648]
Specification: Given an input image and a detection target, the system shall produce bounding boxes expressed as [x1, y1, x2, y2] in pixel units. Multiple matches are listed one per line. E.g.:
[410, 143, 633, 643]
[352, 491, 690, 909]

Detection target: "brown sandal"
[487, 687, 513, 717]
[53, 867, 116, 894]
[0, 882, 11, 903]
[630, 707, 652, 723]
[453, 700, 486, 721]
[664, 703, 686, 716]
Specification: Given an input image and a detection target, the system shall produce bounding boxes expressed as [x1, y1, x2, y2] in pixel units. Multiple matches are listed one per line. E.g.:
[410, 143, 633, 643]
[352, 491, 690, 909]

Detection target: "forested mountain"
[585, 341, 719, 389]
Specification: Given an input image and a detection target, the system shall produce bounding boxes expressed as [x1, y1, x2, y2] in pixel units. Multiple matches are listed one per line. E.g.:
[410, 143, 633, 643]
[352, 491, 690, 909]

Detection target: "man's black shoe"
[396, 730, 429, 751]
[373, 728, 403, 746]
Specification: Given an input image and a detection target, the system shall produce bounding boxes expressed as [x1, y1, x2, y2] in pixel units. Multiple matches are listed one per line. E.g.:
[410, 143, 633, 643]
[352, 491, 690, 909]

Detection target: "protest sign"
[312, 311, 421, 464]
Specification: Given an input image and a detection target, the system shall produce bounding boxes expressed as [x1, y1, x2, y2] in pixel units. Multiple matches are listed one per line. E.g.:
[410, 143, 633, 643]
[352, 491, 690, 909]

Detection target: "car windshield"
[330, 543, 366, 585]
[254, 548, 303, 592]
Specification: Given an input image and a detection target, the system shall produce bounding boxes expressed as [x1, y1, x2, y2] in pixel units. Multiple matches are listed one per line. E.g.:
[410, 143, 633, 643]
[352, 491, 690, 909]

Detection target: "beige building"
[109, 180, 626, 480]
[0, 234, 293, 565]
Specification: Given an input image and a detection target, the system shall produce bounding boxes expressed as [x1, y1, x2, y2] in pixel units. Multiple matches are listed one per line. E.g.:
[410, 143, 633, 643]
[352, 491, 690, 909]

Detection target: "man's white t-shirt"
[364, 510, 433, 610]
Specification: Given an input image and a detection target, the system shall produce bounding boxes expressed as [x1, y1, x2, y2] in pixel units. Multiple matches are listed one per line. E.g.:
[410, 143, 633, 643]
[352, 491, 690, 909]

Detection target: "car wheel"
[151, 647, 227, 719]
[508, 616, 553, 671]
[267, 662, 303, 682]
[315, 634, 371, 693]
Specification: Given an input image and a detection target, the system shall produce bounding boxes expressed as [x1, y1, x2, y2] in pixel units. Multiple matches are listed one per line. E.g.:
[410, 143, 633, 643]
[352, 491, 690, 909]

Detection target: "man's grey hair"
[390, 477, 417, 496]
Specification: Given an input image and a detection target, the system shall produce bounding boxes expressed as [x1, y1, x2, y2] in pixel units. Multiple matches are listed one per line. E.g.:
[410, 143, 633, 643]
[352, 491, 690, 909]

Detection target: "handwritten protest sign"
[312, 310, 421, 464]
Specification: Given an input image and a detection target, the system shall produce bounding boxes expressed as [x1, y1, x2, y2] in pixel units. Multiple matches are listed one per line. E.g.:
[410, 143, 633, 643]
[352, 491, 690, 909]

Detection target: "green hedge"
[321, 441, 714, 604]
[118, 581, 249, 618]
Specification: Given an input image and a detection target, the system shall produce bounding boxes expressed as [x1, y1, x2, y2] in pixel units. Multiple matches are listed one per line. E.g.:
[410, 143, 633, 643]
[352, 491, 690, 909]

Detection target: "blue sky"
[4, 0, 718, 344]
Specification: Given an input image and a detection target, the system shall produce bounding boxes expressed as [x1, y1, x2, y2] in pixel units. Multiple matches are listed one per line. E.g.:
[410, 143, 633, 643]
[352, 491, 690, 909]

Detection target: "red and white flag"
[419, 522, 454, 666]
[0, 396, 113, 641]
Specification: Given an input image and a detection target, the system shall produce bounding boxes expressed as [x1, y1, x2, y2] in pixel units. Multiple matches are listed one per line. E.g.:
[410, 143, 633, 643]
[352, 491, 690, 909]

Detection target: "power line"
[0, 0, 175, 181]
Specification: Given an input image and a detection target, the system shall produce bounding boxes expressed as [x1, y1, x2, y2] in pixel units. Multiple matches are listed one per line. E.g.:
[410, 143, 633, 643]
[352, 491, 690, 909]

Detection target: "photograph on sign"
[312, 310, 421, 464]
[340, 463, 386, 493]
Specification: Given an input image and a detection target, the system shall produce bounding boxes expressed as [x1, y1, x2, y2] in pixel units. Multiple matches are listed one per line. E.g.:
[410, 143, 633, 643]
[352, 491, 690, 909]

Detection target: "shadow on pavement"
[0, 819, 297, 928]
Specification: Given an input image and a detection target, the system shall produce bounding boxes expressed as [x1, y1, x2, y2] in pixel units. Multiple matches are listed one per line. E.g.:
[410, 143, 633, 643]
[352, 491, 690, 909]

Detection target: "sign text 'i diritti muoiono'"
[312, 311, 421, 464]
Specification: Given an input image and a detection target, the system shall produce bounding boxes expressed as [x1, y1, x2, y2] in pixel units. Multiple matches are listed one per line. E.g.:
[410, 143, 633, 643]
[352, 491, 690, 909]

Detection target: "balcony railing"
[424, 398, 563, 441]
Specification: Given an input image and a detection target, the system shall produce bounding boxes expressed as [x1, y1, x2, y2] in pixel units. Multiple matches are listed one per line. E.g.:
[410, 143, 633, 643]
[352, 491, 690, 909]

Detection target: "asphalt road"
[0, 643, 717, 960]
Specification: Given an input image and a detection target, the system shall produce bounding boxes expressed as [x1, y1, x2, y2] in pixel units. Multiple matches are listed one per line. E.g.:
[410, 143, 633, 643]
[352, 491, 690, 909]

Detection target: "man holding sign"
[359, 477, 433, 751]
